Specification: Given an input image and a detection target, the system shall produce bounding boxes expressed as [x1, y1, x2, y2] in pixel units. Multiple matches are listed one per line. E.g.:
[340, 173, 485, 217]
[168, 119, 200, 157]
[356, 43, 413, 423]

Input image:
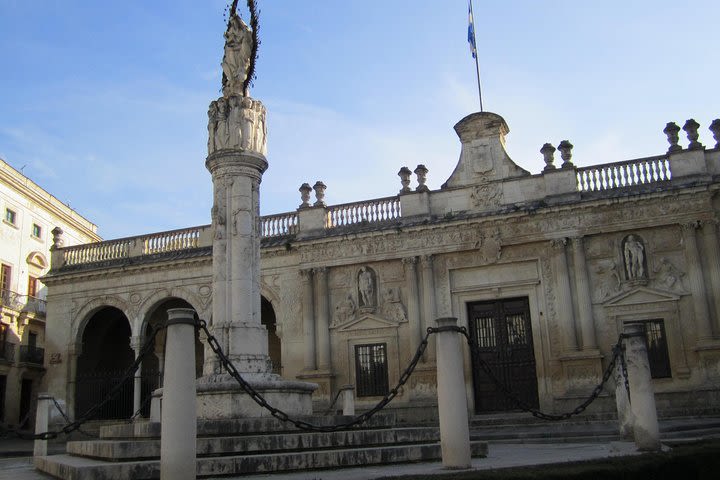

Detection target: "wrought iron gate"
[467, 297, 539, 413]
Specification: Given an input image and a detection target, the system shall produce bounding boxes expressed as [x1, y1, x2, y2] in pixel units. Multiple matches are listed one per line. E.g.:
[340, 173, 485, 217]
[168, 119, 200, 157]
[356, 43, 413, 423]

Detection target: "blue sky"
[1, 0, 718, 240]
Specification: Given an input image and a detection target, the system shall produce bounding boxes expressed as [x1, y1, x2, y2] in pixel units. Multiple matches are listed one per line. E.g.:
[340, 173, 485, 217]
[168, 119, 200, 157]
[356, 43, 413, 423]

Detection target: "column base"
[195, 373, 317, 420]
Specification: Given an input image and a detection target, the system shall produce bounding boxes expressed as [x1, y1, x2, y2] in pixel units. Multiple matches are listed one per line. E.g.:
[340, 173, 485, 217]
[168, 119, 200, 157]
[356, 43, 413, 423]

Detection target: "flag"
[467, 1, 477, 59]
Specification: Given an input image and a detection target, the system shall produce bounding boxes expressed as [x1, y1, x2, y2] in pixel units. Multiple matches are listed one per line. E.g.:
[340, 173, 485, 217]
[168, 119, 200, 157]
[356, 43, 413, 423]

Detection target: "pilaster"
[419, 255, 437, 362]
[571, 236, 597, 350]
[681, 221, 714, 343]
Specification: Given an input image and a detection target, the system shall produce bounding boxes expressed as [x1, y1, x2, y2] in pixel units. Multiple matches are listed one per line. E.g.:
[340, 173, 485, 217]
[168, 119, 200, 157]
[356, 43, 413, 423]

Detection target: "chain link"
[1, 324, 164, 441]
[199, 319, 430, 432]
[458, 324, 626, 421]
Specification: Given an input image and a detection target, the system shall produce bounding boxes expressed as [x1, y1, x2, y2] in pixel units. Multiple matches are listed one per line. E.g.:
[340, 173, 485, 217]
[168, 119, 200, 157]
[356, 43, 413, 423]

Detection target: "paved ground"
[0, 439, 644, 480]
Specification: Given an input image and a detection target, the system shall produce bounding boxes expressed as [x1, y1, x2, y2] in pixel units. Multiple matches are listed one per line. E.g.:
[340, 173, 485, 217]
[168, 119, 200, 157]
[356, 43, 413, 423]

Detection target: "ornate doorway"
[467, 297, 539, 413]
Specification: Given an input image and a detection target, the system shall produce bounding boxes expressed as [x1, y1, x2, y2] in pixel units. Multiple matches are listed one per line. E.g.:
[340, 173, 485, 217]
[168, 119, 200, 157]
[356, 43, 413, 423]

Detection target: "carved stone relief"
[622, 234, 647, 281]
[470, 182, 502, 209]
[358, 266, 377, 309]
[207, 97, 267, 155]
[650, 257, 688, 293]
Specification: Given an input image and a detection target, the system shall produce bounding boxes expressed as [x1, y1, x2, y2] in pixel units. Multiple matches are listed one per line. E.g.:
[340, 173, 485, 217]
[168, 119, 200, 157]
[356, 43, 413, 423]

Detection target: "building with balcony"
[41, 112, 720, 423]
[0, 158, 100, 429]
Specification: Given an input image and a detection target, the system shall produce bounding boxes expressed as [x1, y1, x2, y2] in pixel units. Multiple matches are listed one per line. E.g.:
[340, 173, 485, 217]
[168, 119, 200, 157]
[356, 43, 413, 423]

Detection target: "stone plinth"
[197, 373, 316, 419]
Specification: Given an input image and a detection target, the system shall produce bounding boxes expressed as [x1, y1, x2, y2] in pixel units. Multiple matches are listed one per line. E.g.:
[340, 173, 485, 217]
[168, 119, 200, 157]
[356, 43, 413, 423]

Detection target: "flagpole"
[469, 0, 484, 112]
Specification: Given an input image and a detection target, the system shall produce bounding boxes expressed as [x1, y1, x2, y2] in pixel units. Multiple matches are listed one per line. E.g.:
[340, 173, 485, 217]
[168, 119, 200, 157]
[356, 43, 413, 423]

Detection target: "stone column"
[160, 308, 197, 480]
[130, 336, 143, 417]
[403, 257, 422, 352]
[551, 239, 578, 351]
[314, 267, 331, 370]
[701, 220, 720, 336]
[681, 222, 714, 342]
[33, 394, 52, 459]
[300, 269, 317, 371]
[67, 343, 81, 420]
[420, 255, 437, 361]
[572, 237, 597, 350]
[623, 322, 661, 451]
[435, 317, 471, 469]
[340, 384, 355, 416]
[206, 138, 270, 374]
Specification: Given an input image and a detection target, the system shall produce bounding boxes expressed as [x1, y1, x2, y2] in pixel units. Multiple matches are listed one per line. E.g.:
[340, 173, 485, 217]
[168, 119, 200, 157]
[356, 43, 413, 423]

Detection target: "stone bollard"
[33, 393, 53, 459]
[435, 317, 471, 469]
[340, 384, 355, 416]
[160, 308, 198, 480]
[150, 389, 162, 423]
[623, 323, 661, 451]
[613, 351, 634, 439]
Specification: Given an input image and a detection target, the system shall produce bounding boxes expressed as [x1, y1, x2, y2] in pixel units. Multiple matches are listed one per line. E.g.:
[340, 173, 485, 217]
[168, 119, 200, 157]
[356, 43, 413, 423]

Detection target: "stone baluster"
[403, 257, 422, 353]
[298, 183, 312, 209]
[314, 267, 331, 370]
[300, 269, 317, 371]
[398, 166, 412, 193]
[160, 308, 197, 480]
[701, 220, 720, 336]
[623, 322, 661, 451]
[681, 222, 714, 342]
[572, 237, 597, 350]
[414, 165, 430, 193]
[710, 119, 720, 149]
[551, 239, 579, 351]
[683, 119, 703, 150]
[435, 317, 471, 469]
[663, 122, 682, 153]
[420, 255, 437, 361]
[50, 227, 65, 269]
[541, 143, 556, 171]
[313, 181, 327, 207]
[558, 140, 574, 168]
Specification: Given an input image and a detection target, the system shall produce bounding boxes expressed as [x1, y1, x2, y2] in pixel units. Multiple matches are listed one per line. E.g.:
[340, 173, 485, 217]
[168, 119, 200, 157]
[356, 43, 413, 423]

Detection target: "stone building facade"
[41, 113, 720, 422]
[0, 158, 100, 428]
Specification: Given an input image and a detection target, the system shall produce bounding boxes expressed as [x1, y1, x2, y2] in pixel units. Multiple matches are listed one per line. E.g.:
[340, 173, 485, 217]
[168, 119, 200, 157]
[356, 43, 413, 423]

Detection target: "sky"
[1, 0, 718, 240]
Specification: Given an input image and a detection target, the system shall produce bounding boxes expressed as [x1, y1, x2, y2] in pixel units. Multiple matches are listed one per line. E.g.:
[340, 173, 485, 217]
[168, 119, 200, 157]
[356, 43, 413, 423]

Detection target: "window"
[0, 264, 11, 295]
[27, 276, 38, 298]
[4, 209, 16, 226]
[637, 320, 672, 379]
[355, 343, 389, 397]
[31, 223, 42, 239]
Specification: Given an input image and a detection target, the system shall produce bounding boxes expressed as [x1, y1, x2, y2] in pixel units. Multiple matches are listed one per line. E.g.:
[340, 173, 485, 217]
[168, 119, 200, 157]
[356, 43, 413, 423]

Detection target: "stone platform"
[34, 414, 488, 480]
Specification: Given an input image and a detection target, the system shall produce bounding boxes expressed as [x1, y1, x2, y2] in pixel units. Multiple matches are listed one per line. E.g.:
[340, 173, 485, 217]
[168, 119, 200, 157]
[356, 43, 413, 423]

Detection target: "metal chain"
[199, 319, 430, 432]
[322, 389, 344, 416]
[5, 324, 165, 441]
[52, 398, 96, 438]
[458, 324, 625, 421]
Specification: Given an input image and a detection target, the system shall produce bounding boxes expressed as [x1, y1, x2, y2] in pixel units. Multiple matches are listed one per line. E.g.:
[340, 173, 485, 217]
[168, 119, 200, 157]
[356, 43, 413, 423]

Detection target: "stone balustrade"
[576, 155, 671, 192]
[261, 212, 298, 237]
[51, 122, 719, 271]
[327, 196, 401, 227]
[143, 226, 206, 254]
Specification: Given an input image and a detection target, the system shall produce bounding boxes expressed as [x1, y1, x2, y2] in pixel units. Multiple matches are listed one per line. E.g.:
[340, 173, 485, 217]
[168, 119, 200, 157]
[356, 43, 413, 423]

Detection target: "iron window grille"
[355, 343, 389, 397]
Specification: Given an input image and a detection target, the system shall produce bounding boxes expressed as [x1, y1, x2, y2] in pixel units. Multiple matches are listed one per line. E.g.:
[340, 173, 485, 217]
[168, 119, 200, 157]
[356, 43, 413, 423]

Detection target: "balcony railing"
[0, 290, 46, 317]
[19, 345, 44, 365]
[0, 342, 15, 363]
[327, 196, 401, 228]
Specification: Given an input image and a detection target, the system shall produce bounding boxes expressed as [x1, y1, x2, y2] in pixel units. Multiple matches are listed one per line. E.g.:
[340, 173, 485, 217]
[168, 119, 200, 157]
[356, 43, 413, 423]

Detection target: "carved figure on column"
[222, 14, 254, 97]
[240, 97, 255, 150]
[214, 99, 230, 149]
[228, 96, 243, 147]
[623, 235, 646, 280]
[207, 101, 218, 153]
[253, 100, 267, 154]
[358, 267, 376, 308]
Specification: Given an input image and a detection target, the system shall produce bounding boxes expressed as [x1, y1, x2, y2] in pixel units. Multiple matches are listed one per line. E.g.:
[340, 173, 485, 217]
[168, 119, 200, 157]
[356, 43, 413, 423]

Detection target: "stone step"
[100, 413, 396, 439]
[36, 441, 489, 480]
[68, 427, 441, 461]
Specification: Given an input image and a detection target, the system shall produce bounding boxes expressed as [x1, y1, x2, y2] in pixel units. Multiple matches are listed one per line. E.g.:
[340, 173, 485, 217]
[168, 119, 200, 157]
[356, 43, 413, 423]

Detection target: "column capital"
[680, 220, 701, 232]
[419, 254, 434, 266]
[402, 256, 418, 266]
[312, 266, 328, 276]
[299, 268, 314, 280]
[550, 237, 568, 249]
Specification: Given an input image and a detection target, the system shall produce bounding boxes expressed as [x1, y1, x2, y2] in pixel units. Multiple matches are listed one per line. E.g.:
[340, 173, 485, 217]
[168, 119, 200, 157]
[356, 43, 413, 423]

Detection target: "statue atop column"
[222, 14, 253, 97]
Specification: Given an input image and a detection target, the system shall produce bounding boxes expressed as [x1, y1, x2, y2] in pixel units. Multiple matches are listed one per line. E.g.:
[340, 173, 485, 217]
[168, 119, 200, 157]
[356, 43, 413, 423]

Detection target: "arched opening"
[140, 298, 203, 416]
[261, 296, 281, 374]
[75, 307, 133, 419]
